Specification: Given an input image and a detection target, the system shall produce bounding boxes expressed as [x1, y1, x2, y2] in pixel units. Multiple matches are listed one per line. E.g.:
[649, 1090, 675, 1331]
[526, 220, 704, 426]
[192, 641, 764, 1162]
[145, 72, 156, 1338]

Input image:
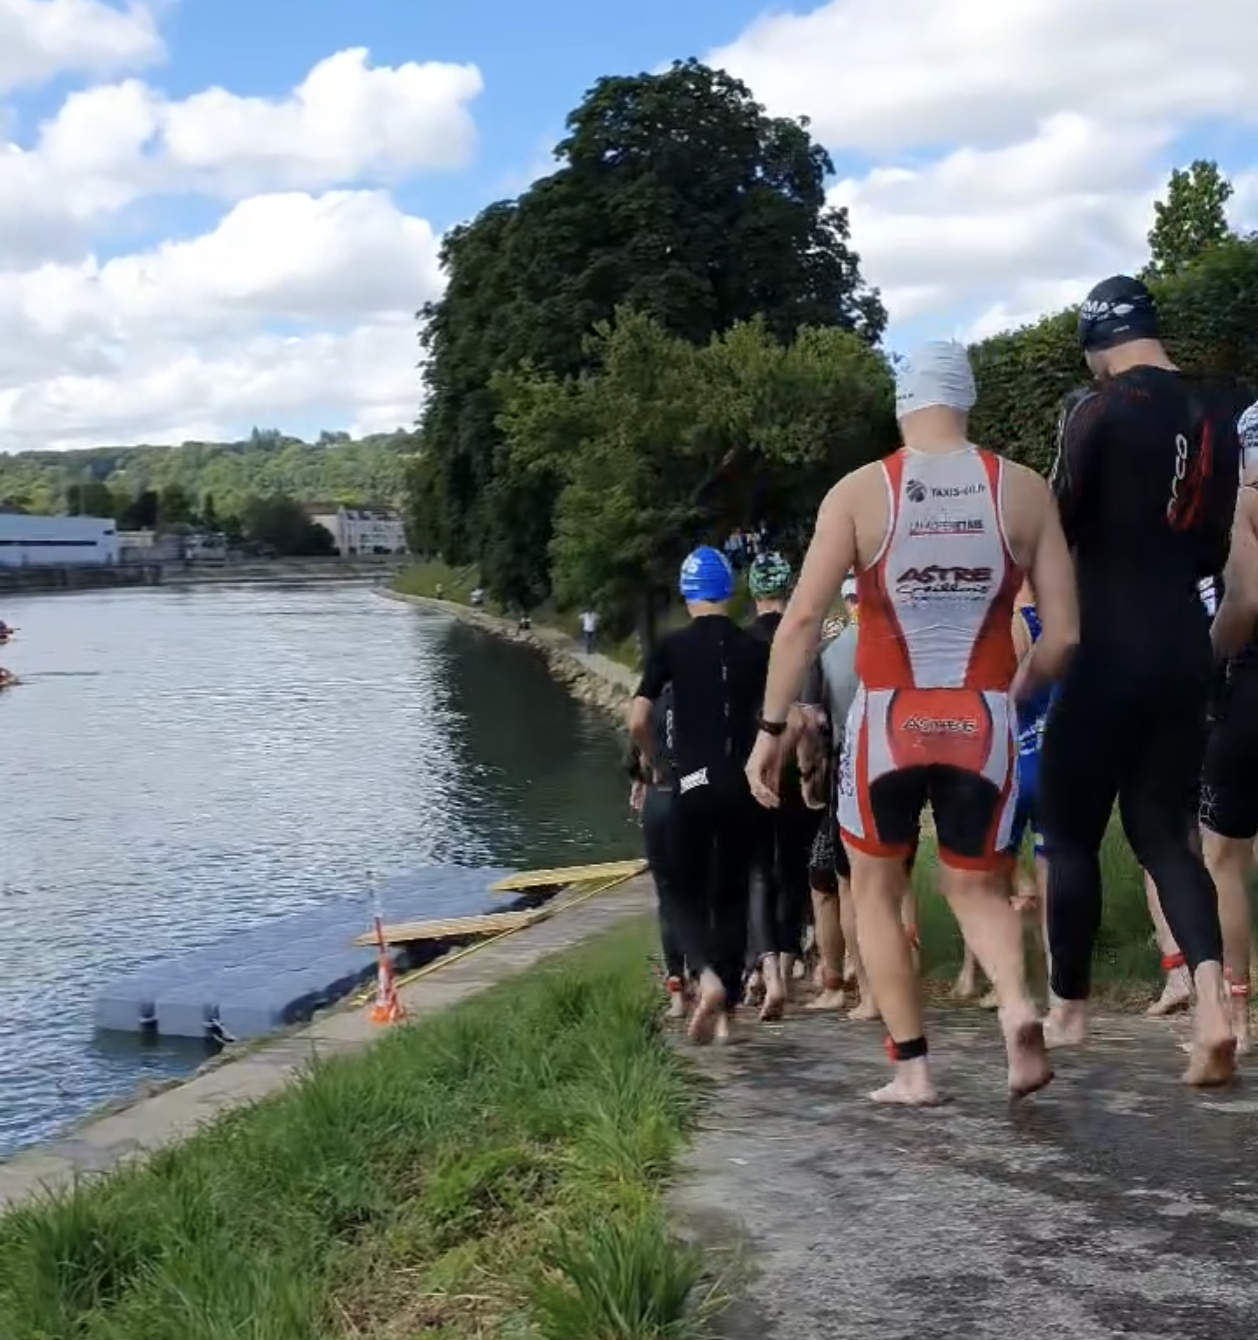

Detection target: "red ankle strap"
[1161, 952, 1186, 971]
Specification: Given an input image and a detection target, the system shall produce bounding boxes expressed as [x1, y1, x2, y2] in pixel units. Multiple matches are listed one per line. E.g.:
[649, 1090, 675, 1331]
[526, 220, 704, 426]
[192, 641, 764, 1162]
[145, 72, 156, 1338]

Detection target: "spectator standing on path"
[580, 608, 598, 654]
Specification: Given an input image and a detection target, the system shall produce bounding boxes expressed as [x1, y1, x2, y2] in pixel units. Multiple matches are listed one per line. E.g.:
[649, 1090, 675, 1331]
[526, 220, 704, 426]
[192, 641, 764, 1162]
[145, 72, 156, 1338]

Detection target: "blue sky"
[0, 0, 1253, 448]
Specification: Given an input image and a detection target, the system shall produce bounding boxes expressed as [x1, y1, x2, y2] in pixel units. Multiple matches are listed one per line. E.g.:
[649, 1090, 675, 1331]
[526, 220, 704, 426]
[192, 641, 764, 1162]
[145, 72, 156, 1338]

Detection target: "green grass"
[913, 817, 1159, 991]
[0, 923, 715, 1340]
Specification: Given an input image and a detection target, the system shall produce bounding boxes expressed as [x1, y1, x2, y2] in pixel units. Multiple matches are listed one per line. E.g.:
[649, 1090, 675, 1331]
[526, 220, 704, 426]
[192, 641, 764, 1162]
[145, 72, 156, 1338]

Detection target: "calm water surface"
[0, 584, 637, 1157]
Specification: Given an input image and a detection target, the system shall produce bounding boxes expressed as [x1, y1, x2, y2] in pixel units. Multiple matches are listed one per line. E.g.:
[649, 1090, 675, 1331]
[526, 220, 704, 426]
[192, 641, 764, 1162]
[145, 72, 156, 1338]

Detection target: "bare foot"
[805, 987, 848, 1012]
[1183, 1036, 1237, 1086]
[1147, 966, 1192, 1018]
[713, 1011, 732, 1045]
[1044, 1002, 1088, 1049]
[1183, 986, 1238, 1087]
[759, 985, 787, 1022]
[688, 983, 726, 1045]
[744, 970, 764, 1009]
[847, 998, 882, 1023]
[666, 989, 687, 1020]
[869, 1059, 942, 1106]
[978, 988, 1000, 1011]
[1002, 1013, 1054, 1099]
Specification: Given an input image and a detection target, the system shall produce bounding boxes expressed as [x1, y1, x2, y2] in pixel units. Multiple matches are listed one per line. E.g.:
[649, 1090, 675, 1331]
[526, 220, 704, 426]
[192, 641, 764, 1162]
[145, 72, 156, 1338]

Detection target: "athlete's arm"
[629, 637, 670, 762]
[760, 479, 857, 725]
[1212, 487, 1258, 658]
[1011, 469, 1079, 699]
[1050, 387, 1105, 547]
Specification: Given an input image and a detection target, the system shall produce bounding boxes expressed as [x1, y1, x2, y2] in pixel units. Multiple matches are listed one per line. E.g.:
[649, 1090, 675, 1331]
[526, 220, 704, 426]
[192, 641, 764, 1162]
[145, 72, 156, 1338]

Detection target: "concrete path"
[676, 1007, 1258, 1339]
[0, 877, 654, 1213]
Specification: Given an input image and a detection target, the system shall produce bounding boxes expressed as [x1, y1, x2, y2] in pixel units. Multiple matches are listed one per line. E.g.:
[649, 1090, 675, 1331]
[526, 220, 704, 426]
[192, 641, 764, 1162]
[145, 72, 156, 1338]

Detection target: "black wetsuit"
[745, 612, 812, 962]
[1040, 367, 1240, 999]
[628, 687, 685, 980]
[1201, 523, 1258, 840]
[635, 615, 769, 1005]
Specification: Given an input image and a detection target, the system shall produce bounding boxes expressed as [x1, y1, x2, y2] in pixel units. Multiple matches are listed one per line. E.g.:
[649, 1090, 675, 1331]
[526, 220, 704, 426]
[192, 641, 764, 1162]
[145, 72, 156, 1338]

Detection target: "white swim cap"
[895, 339, 976, 419]
[1239, 401, 1258, 481]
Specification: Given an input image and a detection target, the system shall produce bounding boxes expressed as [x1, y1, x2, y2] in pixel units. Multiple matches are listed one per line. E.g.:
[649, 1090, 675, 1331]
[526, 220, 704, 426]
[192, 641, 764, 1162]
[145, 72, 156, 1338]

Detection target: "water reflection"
[0, 584, 633, 1155]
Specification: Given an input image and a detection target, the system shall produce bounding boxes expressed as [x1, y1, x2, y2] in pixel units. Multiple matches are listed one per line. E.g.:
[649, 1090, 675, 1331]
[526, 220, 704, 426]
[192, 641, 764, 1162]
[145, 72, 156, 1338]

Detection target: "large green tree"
[1145, 158, 1235, 278]
[415, 58, 886, 602]
[495, 309, 894, 638]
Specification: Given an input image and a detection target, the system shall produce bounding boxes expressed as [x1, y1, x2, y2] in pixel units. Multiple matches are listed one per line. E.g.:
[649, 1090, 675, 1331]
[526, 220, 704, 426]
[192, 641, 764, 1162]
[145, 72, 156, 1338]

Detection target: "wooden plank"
[352, 910, 538, 948]
[489, 859, 646, 893]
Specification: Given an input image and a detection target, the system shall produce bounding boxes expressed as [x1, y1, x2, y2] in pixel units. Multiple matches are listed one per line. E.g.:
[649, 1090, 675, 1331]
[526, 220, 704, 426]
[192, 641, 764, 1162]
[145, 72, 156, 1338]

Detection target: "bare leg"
[1202, 829, 1254, 1055]
[806, 887, 848, 1011]
[841, 879, 881, 1021]
[940, 863, 1052, 1098]
[1145, 871, 1193, 1017]
[953, 944, 980, 999]
[849, 851, 939, 1104]
[902, 887, 921, 971]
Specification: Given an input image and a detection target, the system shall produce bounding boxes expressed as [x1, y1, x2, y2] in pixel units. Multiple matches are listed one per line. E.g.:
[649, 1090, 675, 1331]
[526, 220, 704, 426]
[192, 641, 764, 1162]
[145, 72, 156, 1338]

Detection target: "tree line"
[0, 426, 417, 524]
[406, 59, 1254, 634]
[62, 481, 338, 556]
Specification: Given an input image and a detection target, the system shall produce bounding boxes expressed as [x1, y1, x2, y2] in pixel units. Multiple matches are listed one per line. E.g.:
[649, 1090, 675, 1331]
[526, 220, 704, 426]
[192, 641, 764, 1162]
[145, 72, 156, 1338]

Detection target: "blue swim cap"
[679, 546, 734, 603]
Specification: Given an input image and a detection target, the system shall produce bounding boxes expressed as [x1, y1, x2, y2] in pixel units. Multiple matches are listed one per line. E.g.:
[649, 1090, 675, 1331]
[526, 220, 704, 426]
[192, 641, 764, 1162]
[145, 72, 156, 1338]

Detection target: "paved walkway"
[676, 1007, 1258, 1339]
[0, 877, 654, 1213]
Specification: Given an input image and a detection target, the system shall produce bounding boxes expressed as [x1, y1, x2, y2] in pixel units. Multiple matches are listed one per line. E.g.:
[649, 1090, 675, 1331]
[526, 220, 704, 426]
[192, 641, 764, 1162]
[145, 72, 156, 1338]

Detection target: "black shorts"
[1200, 696, 1258, 840]
[837, 688, 1017, 871]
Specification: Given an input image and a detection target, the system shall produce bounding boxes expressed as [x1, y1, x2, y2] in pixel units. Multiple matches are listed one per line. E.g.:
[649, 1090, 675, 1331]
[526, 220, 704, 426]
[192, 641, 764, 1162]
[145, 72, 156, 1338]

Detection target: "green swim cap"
[748, 550, 792, 599]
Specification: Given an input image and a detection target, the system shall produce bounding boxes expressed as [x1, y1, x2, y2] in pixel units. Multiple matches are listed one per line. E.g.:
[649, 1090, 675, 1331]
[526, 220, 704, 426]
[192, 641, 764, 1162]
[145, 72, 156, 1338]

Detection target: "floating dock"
[92, 860, 645, 1043]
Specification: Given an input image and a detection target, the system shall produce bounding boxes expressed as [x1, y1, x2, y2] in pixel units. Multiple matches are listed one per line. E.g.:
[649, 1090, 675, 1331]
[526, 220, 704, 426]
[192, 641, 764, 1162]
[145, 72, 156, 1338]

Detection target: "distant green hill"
[0, 427, 419, 517]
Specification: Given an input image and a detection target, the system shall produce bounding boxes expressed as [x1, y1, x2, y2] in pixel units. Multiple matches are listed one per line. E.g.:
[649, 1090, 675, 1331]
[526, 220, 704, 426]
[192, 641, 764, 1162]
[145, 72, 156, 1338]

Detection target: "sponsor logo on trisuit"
[895, 564, 993, 598]
[908, 516, 985, 537]
[905, 478, 983, 502]
[901, 716, 979, 736]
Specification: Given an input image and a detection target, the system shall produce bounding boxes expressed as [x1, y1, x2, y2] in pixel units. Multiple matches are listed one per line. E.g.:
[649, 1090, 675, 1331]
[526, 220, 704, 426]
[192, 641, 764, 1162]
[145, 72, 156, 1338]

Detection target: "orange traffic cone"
[368, 910, 406, 1025]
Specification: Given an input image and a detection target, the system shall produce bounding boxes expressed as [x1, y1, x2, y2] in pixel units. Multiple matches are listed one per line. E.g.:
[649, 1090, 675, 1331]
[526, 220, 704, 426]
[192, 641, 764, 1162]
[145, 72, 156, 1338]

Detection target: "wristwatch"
[757, 716, 787, 737]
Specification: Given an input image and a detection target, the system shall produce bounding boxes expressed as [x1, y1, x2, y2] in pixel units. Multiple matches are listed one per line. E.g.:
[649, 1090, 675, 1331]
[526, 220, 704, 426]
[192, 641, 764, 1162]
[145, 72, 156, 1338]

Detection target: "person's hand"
[801, 769, 827, 810]
[746, 731, 783, 808]
[629, 780, 647, 813]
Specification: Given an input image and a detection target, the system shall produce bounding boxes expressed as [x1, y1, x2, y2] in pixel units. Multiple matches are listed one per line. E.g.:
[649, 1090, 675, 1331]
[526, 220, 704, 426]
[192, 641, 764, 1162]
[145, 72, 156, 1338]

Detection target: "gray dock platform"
[92, 865, 516, 1041]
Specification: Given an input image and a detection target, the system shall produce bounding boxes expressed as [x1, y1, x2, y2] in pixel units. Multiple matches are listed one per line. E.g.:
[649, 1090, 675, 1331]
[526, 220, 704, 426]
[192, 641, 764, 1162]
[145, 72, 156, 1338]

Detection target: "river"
[0, 583, 637, 1158]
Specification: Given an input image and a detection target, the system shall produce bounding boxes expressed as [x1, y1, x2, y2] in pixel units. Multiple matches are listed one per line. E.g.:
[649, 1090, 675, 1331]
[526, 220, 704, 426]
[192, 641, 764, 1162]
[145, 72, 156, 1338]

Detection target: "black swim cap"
[1078, 275, 1159, 352]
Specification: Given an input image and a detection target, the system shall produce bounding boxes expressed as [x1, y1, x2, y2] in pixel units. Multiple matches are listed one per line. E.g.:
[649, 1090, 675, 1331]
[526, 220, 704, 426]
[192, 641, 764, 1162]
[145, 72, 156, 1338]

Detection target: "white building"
[0, 514, 120, 567]
[308, 505, 407, 556]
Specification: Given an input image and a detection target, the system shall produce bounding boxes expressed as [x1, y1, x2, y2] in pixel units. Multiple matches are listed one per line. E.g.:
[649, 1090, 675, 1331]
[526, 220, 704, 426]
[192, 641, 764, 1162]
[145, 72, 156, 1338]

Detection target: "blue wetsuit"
[1009, 605, 1051, 857]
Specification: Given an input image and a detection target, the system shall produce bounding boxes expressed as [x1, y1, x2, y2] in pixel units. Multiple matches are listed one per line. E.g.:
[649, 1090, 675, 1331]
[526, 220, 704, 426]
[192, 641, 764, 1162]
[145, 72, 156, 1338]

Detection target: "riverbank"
[0, 557, 402, 596]
[0, 882, 715, 1340]
[379, 585, 637, 720]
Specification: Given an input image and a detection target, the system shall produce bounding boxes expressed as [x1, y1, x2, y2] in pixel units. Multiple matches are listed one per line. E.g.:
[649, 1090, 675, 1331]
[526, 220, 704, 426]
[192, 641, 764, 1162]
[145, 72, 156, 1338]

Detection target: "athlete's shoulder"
[998, 456, 1053, 501]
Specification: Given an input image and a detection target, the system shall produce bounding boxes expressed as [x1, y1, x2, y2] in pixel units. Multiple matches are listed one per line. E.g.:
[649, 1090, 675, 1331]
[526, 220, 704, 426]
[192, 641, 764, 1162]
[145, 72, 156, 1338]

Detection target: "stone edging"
[376, 588, 636, 721]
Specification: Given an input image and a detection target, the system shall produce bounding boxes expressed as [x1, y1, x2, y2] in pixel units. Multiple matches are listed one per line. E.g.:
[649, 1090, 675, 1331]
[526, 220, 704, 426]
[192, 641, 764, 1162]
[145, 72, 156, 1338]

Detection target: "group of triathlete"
[627, 273, 1258, 1103]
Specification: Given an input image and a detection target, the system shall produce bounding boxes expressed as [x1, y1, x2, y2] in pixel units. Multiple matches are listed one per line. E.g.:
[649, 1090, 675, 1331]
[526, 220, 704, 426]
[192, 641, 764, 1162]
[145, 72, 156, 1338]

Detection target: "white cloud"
[0, 48, 481, 271]
[0, 190, 441, 448]
[0, 0, 162, 95]
[711, 1, 1258, 339]
[710, 0, 1258, 155]
[0, 8, 480, 451]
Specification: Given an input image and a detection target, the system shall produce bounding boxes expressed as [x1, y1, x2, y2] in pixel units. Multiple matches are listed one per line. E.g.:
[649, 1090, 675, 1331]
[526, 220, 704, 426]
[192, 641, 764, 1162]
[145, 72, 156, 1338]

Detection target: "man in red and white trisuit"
[747, 339, 1079, 1105]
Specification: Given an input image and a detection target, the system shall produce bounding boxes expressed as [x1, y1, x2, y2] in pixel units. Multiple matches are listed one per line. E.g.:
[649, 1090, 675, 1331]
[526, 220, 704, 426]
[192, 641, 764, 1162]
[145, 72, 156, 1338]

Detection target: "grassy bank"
[0, 923, 711, 1340]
